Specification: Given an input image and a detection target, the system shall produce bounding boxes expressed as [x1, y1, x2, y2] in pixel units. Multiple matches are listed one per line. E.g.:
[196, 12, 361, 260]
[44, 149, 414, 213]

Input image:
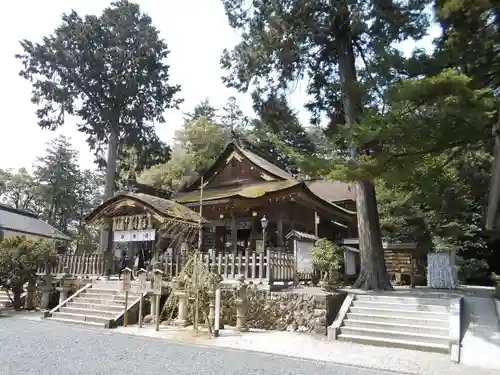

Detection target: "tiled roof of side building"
[0, 204, 71, 241]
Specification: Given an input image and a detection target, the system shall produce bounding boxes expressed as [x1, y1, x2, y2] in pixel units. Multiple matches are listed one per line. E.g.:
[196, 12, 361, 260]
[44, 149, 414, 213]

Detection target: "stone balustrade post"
[235, 274, 248, 332]
[40, 269, 53, 310]
[172, 278, 188, 327]
[24, 279, 36, 310]
[56, 274, 71, 305]
[207, 290, 215, 328]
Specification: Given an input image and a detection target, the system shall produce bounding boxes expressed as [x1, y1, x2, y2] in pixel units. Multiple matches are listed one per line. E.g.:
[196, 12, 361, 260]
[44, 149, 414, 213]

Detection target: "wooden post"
[153, 269, 164, 331]
[121, 267, 132, 328]
[155, 294, 161, 332]
[231, 215, 237, 256]
[277, 217, 284, 248]
[137, 268, 147, 328]
[314, 211, 319, 237]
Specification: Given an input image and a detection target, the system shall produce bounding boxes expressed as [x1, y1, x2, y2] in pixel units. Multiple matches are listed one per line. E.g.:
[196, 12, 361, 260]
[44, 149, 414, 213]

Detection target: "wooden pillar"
[277, 217, 284, 248]
[231, 215, 237, 255]
[250, 218, 257, 251]
[314, 211, 319, 237]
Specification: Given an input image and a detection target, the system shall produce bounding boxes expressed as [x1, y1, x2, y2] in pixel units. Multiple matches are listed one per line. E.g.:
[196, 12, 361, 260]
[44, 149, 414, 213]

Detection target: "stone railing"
[38, 254, 106, 277]
[164, 249, 295, 283]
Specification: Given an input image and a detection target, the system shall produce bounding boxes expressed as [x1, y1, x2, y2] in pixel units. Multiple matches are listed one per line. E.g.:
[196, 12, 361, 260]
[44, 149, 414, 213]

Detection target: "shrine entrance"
[85, 191, 206, 275]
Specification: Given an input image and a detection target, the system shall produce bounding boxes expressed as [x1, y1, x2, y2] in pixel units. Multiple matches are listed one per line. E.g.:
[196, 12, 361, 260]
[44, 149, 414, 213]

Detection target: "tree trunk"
[98, 127, 119, 254]
[336, 9, 392, 290]
[12, 282, 23, 311]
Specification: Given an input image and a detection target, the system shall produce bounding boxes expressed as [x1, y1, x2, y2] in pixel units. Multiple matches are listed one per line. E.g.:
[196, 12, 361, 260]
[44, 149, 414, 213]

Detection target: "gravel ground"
[0, 316, 405, 375]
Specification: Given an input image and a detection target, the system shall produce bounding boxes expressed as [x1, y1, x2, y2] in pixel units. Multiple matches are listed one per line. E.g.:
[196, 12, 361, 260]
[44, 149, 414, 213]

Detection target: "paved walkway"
[107, 323, 497, 375]
[1, 317, 401, 375]
[460, 296, 500, 369]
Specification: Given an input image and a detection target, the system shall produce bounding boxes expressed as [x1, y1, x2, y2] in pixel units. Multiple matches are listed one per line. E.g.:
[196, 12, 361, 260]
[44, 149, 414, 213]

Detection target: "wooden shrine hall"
[172, 140, 357, 256]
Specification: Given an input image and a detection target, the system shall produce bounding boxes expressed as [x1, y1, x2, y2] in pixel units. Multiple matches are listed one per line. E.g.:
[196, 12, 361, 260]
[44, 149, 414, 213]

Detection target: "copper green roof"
[174, 180, 300, 204]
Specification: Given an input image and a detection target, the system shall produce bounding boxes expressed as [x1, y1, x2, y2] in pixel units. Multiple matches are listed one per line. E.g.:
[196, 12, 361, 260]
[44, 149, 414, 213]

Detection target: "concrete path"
[460, 296, 500, 369]
[108, 323, 496, 375]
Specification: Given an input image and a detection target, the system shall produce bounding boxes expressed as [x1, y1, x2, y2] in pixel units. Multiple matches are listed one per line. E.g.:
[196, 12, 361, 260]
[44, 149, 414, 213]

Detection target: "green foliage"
[16, 0, 181, 197]
[0, 168, 40, 213]
[456, 256, 490, 285]
[161, 251, 222, 330]
[33, 136, 80, 230]
[138, 115, 229, 192]
[491, 272, 500, 286]
[1, 136, 104, 251]
[246, 94, 317, 171]
[0, 236, 55, 286]
[311, 238, 343, 283]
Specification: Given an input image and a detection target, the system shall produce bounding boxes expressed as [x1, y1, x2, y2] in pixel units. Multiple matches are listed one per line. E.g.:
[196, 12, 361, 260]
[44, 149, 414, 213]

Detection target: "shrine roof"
[0, 203, 71, 241]
[285, 230, 318, 242]
[305, 180, 355, 203]
[182, 140, 295, 192]
[174, 179, 356, 220]
[174, 180, 299, 204]
[85, 192, 206, 225]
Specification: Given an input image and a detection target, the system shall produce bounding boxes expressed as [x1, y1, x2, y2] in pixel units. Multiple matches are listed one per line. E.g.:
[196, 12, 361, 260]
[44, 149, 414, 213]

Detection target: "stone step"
[353, 294, 450, 307]
[342, 319, 449, 335]
[351, 300, 449, 313]
[86, 288, 122, 294]
[83, 292, 129, 300]
[67, 302, 124, 312]
[59, 306, 117, 317]
[75, 297, 127, 306]
[45, 317, 105, 328]
[340, 326, 450, 346]
[51, 312, 112, 324]
[348, 306, 449, 319]
[337, 333, 450, 354]
[345, 313, 449, 328]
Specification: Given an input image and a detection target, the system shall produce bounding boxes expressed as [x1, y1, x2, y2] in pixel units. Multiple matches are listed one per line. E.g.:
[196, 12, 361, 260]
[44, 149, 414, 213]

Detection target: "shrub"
[311, 238, 343, 285]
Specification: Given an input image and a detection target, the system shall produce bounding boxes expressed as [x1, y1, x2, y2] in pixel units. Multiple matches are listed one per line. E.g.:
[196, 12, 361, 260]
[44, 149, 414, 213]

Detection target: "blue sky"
[0, 0, 439, 171]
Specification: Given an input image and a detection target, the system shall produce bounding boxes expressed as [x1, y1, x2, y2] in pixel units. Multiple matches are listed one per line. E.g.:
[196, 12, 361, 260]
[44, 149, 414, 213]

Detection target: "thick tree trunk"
[12, 283, 23, 311]
[98, 127, 119, 254]
[336, 10, 392, 290]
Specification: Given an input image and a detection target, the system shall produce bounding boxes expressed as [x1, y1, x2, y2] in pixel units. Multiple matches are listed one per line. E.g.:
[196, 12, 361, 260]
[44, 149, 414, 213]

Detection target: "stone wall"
[221, 287, 346, 334]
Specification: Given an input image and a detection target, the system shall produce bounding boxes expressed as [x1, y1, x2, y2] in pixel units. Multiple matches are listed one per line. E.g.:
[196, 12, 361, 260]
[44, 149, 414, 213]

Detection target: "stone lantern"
[56, 269, 72, 305]
[235, 274, 248, 332]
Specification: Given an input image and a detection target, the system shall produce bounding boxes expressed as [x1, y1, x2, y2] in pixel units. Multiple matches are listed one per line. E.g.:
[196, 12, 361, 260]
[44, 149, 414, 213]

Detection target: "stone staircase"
[46, 281, 142, 328]
[334, 294, 453, 353]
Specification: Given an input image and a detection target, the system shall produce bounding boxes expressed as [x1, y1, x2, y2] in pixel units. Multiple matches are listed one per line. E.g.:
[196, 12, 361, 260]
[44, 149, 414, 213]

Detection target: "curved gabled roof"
[182, 140, 295, 192]
[85, 192, 206, 226]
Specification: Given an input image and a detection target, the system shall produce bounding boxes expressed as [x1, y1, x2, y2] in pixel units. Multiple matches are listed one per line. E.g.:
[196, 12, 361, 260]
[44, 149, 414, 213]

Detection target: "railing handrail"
[48, 283, 92, 315]
[112, 291, 147, 322]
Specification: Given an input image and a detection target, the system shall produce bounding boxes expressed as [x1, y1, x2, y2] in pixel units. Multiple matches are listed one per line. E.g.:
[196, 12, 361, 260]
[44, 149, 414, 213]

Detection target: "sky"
[0, 1, 439, 172]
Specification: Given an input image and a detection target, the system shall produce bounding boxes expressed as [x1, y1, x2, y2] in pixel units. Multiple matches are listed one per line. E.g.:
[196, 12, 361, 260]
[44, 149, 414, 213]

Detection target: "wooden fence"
[38, 254, 106, 277]
[38, 250, 295, 283]
[164, 249, 295, 281]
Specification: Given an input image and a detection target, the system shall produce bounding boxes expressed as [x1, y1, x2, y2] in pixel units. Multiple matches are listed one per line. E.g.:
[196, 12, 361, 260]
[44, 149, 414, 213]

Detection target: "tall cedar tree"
[16, 0, 181, 252]
[221, 0, 431, 289]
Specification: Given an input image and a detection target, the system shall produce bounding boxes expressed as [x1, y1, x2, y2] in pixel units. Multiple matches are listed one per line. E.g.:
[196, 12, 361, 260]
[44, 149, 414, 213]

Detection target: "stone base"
[236, 326, 249, 332]
[173, 319, 189, 327]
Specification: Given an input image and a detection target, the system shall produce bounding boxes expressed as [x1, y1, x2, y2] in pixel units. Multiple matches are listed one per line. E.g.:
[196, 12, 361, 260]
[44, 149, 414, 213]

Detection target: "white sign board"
[295, 239, 314, 274]
[113, 230, 156, 243]
[427, 252, 457, 289]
